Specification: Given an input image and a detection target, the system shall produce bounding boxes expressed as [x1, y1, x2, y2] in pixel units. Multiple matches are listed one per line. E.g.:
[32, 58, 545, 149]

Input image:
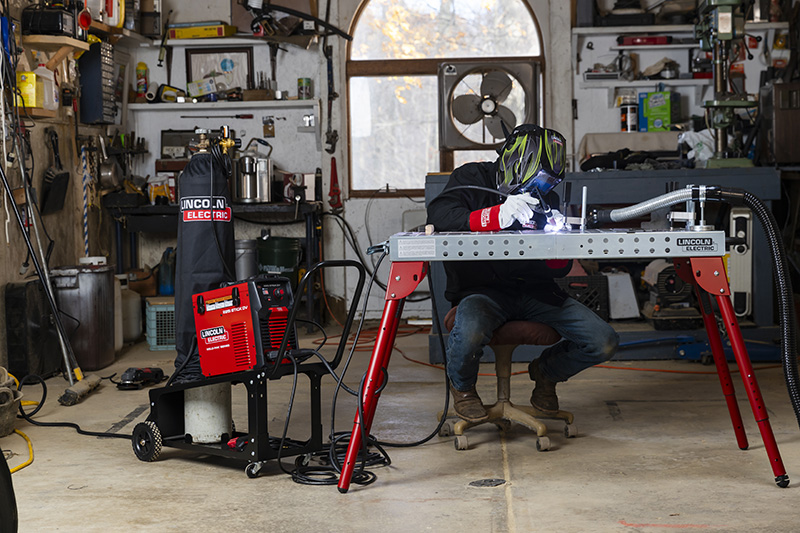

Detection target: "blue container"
[158, 247, 176, 296]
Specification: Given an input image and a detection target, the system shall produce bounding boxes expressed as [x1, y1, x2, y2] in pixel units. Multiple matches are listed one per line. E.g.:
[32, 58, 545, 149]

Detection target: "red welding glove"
[469, 193, 539, 231]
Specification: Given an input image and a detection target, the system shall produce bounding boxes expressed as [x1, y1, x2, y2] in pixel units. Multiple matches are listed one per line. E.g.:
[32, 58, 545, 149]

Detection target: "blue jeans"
[445, 291, 619, 391]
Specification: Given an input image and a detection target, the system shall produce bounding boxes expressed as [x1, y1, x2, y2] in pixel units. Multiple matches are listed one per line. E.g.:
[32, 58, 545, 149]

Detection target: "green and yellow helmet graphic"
[497, 125, 566, 196]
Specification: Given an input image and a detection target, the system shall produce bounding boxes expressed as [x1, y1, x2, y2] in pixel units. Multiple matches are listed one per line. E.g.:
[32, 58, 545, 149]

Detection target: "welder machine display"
[193, 275, 304, 377]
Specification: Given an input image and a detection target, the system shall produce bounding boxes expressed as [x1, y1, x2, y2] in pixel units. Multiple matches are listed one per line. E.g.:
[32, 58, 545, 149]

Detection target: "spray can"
[136, 62, 148, 99]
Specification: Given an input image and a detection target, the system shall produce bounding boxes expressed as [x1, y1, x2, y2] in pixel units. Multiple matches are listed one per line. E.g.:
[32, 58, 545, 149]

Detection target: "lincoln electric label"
[677, 237, 717, 253]
[181, 196, 232, 222]
[200, 326, 229, 344]
[397, 237, 436, 259]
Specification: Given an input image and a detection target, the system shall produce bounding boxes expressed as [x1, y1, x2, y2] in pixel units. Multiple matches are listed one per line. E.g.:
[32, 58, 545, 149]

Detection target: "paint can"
[297, 77, 312, 99]
[620, 103, 638, 132]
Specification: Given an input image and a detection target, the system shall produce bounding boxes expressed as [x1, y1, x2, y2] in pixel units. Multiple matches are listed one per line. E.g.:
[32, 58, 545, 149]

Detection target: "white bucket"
[184, 382, 232, 444]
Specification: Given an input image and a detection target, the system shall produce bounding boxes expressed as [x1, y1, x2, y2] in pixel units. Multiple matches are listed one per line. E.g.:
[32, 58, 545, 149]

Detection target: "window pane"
[352, 0, 540, 61]
[454, 149, 499, 167]
[350, 75, 439, 191]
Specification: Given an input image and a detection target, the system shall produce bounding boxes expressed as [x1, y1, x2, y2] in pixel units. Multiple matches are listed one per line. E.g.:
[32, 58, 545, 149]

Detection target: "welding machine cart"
[132, 261, 366, 477]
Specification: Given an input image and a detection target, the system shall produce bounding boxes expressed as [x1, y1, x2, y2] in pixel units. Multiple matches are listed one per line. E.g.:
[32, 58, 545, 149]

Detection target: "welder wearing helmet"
[426, 124, 619, 423]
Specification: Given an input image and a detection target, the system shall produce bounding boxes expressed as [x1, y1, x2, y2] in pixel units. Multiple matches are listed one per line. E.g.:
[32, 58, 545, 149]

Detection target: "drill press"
[694, 0, 757, 167]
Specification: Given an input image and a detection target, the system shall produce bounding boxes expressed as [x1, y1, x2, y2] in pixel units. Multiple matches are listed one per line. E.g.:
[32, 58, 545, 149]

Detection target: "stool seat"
[440, 306, 577, 451]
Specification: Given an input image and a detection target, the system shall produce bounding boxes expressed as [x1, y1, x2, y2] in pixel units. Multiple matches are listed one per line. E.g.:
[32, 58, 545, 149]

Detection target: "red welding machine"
[192, 275, 305, 377]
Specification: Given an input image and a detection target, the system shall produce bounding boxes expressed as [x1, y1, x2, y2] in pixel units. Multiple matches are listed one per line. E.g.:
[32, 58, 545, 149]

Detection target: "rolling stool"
[439, 307, 577, 451]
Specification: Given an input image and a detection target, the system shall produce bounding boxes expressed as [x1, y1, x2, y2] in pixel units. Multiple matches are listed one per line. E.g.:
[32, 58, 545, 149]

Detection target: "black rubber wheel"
[776, 475, 790, 488]
[132, 421, 162, 462]
[245, 462, 261, 478]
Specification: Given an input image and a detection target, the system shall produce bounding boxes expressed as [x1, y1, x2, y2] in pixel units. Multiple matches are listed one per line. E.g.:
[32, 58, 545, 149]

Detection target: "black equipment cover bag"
[173, 152, 235, 380]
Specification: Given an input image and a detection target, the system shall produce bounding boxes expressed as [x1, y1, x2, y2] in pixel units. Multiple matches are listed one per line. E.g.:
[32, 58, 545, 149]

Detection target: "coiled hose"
[594, 186, 800, 429]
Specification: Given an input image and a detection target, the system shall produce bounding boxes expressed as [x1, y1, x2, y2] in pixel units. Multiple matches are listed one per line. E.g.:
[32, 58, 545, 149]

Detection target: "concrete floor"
[2, 324, 800, 532]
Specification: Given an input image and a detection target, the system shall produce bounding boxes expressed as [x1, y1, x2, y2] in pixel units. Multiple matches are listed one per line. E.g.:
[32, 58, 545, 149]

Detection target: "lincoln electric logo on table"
[181, 196, 232, 222]
[677, 237, 717, 252]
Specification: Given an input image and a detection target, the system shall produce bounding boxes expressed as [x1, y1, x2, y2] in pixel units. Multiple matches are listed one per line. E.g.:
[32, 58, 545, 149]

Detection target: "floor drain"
[469, 478, 506, 488]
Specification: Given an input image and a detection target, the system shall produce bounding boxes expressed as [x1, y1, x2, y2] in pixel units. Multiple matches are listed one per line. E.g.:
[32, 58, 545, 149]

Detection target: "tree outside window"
[348, 0, 543, 196]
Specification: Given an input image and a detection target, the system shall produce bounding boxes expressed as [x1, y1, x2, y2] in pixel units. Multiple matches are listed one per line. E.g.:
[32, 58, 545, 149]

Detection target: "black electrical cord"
[16, 375, 131, 440]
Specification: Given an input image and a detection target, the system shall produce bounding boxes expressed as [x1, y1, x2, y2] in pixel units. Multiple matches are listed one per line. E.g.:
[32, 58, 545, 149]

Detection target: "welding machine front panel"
[193, 282, 263, 377]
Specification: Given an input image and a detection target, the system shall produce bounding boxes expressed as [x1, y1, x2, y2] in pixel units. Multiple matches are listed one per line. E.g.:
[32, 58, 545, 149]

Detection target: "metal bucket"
[235, 239, 258, 280]
[51, 264, 115, 371]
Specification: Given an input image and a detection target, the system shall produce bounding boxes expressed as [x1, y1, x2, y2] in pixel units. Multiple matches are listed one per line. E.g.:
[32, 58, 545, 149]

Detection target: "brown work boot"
[450, 385, 489, 423]
[528, 359, 559, 415]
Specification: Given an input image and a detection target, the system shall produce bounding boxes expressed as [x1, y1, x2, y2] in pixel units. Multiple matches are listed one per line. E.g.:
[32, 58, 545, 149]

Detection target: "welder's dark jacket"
[426, 161, 572, 307]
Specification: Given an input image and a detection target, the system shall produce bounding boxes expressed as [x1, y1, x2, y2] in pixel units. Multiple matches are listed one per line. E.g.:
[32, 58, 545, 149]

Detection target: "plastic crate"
[555, 275, 610, 321]
[145, 297, 176, 351]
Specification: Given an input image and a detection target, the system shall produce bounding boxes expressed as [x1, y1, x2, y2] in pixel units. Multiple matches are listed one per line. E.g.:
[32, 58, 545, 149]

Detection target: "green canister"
[297, 77, 312, 99]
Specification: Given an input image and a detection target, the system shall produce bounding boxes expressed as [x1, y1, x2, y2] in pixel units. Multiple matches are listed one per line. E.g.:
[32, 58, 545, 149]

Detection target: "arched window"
[347, 0, 543, 196]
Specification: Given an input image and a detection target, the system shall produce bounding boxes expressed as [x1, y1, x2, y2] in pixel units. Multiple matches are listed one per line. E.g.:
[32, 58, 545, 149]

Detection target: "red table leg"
[717, 295, 789, 486]
[682, 257, 789, 487]
[696, 289, 749, 450]
[675, 258, 747, 448]
[338, 261, 427, 493]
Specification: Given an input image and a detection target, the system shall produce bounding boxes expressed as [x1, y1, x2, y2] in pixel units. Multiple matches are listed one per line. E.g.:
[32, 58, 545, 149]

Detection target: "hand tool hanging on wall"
[323, 45, 338, 154]
[328, 156, 342, 213]
[322, 0, 338, 154]
[157, 10, 174, 85]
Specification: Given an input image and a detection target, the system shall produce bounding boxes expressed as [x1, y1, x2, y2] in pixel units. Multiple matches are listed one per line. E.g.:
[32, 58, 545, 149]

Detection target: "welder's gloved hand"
[498, 193, 540, 229]
[545, 208, 569, 232]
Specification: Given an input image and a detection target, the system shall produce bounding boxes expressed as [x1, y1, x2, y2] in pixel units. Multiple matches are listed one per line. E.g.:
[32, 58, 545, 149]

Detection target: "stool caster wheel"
[438, 420, 455, 437]
[564, 423, 578, 438]
[495, 420, 512, 433]
[536, 436, 550, 452]
[454, 435, 469, 451]
[245, 462, 262, 478]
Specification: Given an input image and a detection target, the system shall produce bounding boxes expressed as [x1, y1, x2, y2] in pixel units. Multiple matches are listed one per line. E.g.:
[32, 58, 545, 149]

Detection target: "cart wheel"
[245, 462, 262, 479]
[438, 420, 455, 437]
[776, 475, 790, 488]
[454, 435, 469, 451]
[536, 436, 550, 452]
[132, 421, 162, 462]
[701, 354, 714, 366]
[564, 423, 578, 438]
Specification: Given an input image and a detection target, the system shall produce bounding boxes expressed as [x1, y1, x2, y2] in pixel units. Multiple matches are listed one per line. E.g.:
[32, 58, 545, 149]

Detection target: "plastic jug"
[34, 64, 58, 111]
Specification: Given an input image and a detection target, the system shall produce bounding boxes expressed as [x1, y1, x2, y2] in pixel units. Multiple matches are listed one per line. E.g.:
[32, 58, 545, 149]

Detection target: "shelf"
[25, 108, 57, 119]
[21, 35, 91, 70]
[128, 100, 318, 111]
[610, 43, 700, 51]
[572, 21, 788, 36]
[89, 20, 152, 46]
[140, 34, 317, 49]
[579, 78, 712, 106]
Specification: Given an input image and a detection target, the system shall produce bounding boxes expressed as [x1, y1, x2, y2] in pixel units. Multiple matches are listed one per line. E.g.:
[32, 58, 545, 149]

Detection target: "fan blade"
[485, 106, 516, 140]
[480, 71, 513, 103]
[452, 94, 483, 125]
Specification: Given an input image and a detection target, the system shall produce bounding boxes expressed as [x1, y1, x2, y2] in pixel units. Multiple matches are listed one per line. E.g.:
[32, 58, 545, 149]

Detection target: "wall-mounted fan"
[438, 60, 539, 150]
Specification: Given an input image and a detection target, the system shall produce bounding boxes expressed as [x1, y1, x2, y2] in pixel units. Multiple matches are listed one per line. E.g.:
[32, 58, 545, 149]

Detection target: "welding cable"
[594, 186, 800, 430]
[15, 375, 131, 440]
[374, 271, 452, 449]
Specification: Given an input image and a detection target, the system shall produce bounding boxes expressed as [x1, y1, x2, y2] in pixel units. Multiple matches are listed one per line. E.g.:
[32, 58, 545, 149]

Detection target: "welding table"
[337, 228, 789, 492]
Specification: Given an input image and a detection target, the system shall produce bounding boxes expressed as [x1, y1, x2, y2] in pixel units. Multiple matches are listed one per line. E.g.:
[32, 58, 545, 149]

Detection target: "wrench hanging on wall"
[324, 44, 338, 154]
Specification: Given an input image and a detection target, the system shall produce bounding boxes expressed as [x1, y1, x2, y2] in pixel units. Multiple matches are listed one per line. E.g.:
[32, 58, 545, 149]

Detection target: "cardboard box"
[16, 71, 43, 108]
[168, 23, 237, 39]
[640, 91, 681, 132]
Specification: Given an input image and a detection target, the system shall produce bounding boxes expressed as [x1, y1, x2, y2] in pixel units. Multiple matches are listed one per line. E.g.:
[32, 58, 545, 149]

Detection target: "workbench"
[426, 167, 782, 362]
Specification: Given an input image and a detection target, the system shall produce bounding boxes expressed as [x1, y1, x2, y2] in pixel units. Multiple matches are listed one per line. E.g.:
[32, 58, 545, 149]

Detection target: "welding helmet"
[496, 124, 567, 196]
